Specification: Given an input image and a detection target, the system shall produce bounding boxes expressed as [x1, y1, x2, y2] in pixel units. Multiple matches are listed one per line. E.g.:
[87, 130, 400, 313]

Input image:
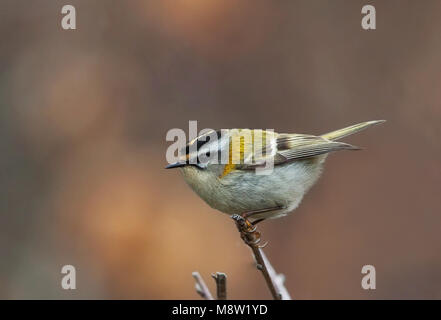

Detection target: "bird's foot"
[231, 214, 267, 248]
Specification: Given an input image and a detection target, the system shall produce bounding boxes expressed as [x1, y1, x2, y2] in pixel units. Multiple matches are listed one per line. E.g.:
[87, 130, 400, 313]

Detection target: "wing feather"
[223, 130, 359, 172]
[275, 134, 359, 163]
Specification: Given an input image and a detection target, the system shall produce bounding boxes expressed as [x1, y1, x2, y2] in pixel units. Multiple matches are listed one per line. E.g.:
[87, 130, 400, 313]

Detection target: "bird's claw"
[231, 214, 266, 248]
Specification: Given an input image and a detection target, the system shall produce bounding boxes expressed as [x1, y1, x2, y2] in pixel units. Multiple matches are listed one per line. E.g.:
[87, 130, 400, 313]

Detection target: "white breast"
[180, 157, 325, 220]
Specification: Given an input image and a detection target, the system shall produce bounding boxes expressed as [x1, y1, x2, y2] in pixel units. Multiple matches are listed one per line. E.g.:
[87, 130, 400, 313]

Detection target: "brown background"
[0, 0, 440, 299]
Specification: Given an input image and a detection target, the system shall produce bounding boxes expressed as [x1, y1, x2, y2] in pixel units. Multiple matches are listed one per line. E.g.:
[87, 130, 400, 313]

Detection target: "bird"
[166, 120, 385, 224]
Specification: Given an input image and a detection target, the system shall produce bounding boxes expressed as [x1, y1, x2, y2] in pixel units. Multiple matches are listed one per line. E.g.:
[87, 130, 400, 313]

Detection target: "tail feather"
[321, 120, 386, 141]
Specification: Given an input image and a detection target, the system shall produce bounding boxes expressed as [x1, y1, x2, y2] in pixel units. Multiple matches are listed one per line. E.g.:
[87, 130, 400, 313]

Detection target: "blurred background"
[0, 0, 440, 299]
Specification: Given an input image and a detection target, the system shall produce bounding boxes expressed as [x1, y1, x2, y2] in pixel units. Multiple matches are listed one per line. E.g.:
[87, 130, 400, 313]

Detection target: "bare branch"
[211, 272, 227, 300]
[260, 250, 291, 300]
[192, 271, 214, 300]
[231, 214, 291, 300]
[249, 245, 281, 299]
[191, 216, 291, 300]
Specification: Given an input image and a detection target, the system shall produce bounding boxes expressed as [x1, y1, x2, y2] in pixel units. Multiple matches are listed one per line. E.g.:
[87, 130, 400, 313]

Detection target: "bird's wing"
[234, 132, 358, 167]
[220, 130, 358, 176]
[274, 134, 359, 164]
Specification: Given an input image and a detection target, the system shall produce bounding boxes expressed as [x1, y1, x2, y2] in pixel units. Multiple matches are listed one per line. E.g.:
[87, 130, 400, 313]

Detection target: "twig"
[192, 271, 214, 300]
[250, 245, 281, 300]
[232, 214, 291, 300]
[211, 272, 227, 300]
[260, 250, 291, 300]
[191, 216, 291, 300]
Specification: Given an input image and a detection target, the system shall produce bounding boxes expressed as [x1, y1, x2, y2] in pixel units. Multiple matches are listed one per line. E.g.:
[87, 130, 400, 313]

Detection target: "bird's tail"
[321, 120, 386, 141]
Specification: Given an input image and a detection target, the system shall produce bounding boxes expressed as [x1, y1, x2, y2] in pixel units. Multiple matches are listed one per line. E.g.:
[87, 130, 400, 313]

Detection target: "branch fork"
[192, 214, 291, 300]
[192, 271, 226, 300]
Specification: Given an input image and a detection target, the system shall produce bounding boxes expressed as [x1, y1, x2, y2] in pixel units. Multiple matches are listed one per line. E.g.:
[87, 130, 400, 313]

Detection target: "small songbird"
[166, 120, 385, 223]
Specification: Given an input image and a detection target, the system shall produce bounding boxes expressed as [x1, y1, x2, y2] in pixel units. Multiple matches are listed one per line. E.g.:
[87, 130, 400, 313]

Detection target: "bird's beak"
[165, 162, 186, 169]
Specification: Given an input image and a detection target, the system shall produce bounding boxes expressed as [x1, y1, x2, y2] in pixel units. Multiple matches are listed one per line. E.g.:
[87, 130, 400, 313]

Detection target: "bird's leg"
[241, 205, 285, 221]
[232, 206, 284, 247]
